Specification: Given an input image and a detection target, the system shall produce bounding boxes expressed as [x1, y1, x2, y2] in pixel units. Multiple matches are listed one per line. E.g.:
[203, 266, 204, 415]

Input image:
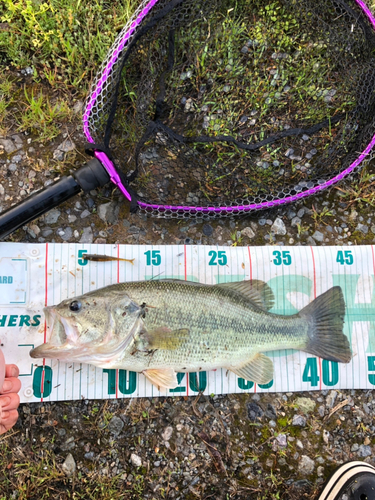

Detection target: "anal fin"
[143, 368, 178, 389]
[230, 353, 273, 384]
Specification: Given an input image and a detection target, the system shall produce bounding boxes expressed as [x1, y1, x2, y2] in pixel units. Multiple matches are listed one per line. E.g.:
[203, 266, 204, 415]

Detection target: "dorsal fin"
[217, 280, 274, 311]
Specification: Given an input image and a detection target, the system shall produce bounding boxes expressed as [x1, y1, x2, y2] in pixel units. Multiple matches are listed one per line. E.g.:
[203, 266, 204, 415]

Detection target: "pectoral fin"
[143, 368, 178, 389]
[145, 327, 190, 350]
[230, 353, 274, 384]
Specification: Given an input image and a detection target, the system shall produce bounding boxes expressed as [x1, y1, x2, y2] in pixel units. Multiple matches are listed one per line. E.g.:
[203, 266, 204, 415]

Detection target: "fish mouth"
[29, 307, 80, 360]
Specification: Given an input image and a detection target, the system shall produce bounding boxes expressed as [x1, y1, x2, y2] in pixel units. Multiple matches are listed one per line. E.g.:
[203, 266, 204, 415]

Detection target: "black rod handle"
[0, 158, 111, 240]
[0, 176, 81, 240]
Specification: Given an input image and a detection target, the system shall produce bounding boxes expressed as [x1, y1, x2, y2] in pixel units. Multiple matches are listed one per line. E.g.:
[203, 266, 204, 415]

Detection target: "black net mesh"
[85, 0, 375, 218]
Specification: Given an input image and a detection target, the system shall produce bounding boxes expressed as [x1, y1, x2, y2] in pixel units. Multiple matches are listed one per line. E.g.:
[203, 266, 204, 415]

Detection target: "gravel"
[62, 454, 76, 477]
[299, 456, 315, 475]
[271, 217, 287, 235]
[79, 227, 93, 243]
[44, 209, 61, 225]
[2, 91, 375, 500]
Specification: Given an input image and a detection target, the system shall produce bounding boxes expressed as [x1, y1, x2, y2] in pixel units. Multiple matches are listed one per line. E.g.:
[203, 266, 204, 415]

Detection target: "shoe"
[318, 461, 375, 500]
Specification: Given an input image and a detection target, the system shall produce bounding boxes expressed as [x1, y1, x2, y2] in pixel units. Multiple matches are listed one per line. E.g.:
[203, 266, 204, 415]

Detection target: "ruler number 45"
[336, 250, 353, 265]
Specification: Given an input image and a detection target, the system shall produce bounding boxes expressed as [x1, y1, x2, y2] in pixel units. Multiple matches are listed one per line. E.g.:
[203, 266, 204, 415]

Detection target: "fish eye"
[69, 300, 82, 312]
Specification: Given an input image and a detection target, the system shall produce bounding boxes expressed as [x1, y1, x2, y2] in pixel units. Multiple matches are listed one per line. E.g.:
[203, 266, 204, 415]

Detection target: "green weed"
[18, 87, 73, 141]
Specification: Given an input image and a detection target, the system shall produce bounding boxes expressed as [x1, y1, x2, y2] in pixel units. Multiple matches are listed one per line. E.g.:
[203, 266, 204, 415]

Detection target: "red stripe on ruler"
[41, 242, 49, 401]
[184, 245, 187, 281]
[116, 244, 120, 399]
[310, 246, 322, 390]
[248, 247, 256, 392]
[248, 247, 252, 281]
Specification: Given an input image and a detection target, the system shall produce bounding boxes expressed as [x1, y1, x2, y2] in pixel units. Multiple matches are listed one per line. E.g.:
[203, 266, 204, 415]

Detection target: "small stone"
[130, 453, 142, 467]
[295, 397, 315, 414]
[98, 201, 120, 224]
[285, 148, 294, 157]
[317, 466, 324, 477]
[62, 454, 76, 477]
[355, 223, 368, 235]
[108, 416, 124, 436]
[302, 135, 310, 141]
[60, 227, 72, 241]
[292, 415, 306, 427]
[298, 455, 315, 475]
[42, 229, 53, 237]
[44, 209, 61, 225]
[79, 227, 93, 244]
[357, 445, 372, 457]
[68, 215, 77, 223]
[323, 430, 330, 444]
[161, 426, 173, 441]
[291, 216, 301, 228]
[80, 209, 90, 219]
[241, 227, 255, 239]
[0, 138, 17, 154]
[84, 452, 95, 460]
[74, 230, 79, 238]
[0, 184, 4, 195]
[351, 443, 359, 452]
[247, 402, 263, 421]
[326, 390, 337, 409]
[318, 405, 325, 417]
[307, 236, 316, 246]
[73, 101, 84, 114]
[271, 217, 286, 235]
[202, 224, 213, 236]
[312, 231, 324, 243]
[296, 440, 304, 450]
[258, 218, 266, 226]
[297, 208, 305, 218]
[8, 163, 17, 172]
[276, 434, 287, 447]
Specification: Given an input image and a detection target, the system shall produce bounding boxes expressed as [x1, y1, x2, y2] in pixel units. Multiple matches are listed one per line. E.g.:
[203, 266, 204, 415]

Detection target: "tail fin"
[299, 286, 351, 363]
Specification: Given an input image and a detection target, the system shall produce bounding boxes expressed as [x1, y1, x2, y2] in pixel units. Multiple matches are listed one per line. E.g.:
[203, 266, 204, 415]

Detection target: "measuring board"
[0, 242, 375, 404]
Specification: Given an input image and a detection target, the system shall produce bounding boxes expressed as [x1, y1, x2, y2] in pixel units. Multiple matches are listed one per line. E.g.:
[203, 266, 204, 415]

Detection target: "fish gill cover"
[84, 0, 375, 218]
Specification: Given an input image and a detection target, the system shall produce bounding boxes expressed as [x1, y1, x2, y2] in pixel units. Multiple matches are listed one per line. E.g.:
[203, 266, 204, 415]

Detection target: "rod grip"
[0, 176, 81, 240]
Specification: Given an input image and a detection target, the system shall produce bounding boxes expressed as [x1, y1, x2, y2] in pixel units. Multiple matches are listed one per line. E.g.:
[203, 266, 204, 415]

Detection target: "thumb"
[0, 350, 4, 392]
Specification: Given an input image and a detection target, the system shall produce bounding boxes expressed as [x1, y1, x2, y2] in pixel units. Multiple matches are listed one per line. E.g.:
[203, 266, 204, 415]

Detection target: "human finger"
[0, 409, 19, 435]
[5, 364, 19, 379]
[0, 350, 5, 393]
[1, 377, 21, 394]
[0, 393, 20, 412]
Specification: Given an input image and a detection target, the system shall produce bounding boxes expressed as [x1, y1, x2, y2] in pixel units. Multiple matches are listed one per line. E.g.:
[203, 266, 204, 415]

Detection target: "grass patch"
[0, 0, 138, 90]
[18, 86, 74, 142]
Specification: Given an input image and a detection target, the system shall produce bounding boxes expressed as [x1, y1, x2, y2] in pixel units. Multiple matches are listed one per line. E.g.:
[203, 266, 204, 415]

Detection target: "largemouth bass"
[30, 280, 351, 389]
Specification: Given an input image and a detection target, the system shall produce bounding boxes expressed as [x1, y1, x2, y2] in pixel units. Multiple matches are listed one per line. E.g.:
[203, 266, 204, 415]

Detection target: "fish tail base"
[300, 286, 351, 363]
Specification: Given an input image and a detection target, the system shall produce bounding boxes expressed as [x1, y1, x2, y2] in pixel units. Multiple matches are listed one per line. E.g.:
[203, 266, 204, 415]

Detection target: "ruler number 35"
[273, 250, 292, 266]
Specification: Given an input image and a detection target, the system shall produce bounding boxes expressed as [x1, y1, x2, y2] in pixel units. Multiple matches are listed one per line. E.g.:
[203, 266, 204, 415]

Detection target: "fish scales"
[115, 281, 307, 372]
